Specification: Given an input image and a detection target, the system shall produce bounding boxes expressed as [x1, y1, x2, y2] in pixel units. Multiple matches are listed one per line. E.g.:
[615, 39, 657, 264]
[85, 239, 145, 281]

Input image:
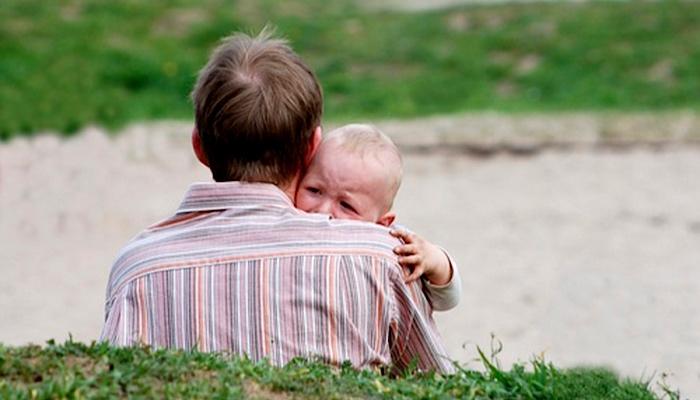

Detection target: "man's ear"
[305, 126, 323, 167]
[377, 212, 396, 227]
[191, 127, 209, 167]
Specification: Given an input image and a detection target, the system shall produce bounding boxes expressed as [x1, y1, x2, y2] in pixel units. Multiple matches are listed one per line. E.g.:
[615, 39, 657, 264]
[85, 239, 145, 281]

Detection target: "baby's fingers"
[398, 254, 422, 267]
[393, 244, 418, 256]
[404, 264, 425, 283]
[390, 229, 415, 244]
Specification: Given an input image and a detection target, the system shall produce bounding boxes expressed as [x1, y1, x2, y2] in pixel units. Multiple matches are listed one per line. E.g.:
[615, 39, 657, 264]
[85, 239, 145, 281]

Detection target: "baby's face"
[296, 142, 393, 224]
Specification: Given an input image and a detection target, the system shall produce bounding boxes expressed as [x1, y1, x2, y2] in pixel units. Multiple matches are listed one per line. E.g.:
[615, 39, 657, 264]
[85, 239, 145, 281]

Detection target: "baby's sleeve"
[422, 249, 462, 311]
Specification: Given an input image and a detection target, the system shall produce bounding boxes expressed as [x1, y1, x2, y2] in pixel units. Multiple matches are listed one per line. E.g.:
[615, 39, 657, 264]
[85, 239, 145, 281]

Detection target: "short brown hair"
[192, 28, 323, 184]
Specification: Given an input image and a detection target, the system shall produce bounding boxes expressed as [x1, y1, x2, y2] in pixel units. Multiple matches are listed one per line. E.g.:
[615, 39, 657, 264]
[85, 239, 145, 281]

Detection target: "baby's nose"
[316, 201, 333, 215]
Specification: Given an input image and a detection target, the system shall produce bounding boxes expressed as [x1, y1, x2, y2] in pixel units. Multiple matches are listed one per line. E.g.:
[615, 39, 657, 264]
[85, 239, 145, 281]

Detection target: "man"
[101, 29, 454, 374]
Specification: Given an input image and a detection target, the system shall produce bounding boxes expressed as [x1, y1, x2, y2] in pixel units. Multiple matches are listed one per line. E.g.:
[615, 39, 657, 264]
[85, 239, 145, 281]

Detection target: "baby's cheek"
[294, 192, 314, 213]
[294, 196, 306, 211]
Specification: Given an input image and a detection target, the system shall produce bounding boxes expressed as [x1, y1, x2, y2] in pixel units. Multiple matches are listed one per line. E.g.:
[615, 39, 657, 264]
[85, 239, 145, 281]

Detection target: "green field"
[0, 340, 668, 399]
[1, 0, 699, 139]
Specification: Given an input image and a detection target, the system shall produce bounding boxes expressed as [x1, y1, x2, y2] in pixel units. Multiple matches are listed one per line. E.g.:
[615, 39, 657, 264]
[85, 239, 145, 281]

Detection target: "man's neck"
[208, 172, 301, 205]
[280, 174, 301, 204]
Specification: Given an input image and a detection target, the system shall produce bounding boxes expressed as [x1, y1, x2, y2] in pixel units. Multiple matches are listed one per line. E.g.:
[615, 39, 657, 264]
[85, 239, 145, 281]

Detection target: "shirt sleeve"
[387, 265, 455, 374]
[422, 249, 462, 311]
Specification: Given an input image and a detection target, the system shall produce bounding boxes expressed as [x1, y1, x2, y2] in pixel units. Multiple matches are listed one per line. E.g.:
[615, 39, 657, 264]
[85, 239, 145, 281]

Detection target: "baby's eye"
[305, 186, 320, 194]
[340, 201, 357, 213]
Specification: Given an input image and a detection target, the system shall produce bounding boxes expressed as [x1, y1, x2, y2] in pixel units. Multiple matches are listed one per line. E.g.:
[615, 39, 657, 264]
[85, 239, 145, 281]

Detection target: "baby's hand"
[390, 229, 452, 285]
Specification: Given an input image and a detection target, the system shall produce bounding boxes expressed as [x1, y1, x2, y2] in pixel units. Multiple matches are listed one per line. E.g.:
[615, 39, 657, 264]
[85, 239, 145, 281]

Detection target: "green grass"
[1, 1, 700, 139]
[0, 340, 668, 399]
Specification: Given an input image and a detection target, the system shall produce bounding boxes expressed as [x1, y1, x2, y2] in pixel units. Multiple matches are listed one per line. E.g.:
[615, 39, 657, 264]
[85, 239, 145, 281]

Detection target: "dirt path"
[1, 118, 698, 397]
[398, 150, 699, 398]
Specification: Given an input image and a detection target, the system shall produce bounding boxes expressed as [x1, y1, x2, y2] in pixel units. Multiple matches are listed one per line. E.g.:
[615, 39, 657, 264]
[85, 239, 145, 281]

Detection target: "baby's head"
[296, 124, 403, 226]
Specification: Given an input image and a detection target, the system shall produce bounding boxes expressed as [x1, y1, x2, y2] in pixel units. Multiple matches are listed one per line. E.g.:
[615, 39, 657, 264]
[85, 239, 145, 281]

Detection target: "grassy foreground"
[0, 340, 667, 399]
[1, 1, 700, 139]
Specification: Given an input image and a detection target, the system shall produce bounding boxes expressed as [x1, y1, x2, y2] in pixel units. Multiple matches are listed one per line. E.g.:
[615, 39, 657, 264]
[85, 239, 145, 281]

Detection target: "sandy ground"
[1, 120, 698, 398]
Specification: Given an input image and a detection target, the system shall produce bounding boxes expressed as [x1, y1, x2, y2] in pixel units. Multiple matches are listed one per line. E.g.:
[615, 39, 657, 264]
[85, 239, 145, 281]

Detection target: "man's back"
[102, 182, 453, 373]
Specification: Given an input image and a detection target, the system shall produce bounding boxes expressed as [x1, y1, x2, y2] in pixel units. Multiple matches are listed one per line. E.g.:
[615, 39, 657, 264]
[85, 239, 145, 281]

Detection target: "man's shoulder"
[112, 209, 401, 275]
[105, 210, 403, 298]
[281, 212, 402, 260]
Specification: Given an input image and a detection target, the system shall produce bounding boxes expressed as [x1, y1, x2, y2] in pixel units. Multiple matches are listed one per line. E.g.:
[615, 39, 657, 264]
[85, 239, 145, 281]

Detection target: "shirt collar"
[177, 181, 295, 213]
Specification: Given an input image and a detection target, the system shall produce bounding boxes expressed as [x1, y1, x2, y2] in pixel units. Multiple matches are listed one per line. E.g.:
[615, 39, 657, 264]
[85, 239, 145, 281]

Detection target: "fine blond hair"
[325, 124, 403, 211]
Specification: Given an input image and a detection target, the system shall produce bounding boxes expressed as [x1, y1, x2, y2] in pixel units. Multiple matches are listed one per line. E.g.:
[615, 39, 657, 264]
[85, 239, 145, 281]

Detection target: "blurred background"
[1, 0, 698, 397]
[2, 0, 700, 137]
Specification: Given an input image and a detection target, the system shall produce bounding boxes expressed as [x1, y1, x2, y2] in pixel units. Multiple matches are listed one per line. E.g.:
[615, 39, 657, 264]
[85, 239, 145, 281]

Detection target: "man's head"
[191, 28, 323, 188]
[296, 124, 403, 226]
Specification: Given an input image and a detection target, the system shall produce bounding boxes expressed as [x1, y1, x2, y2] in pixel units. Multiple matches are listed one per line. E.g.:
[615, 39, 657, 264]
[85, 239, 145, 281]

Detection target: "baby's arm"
[390, 229, 462, 311]
[422, 261, 461, 311]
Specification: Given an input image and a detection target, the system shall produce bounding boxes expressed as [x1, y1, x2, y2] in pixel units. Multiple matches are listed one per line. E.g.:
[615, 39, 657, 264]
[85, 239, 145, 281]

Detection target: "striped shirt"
[101, 182, 454, 373]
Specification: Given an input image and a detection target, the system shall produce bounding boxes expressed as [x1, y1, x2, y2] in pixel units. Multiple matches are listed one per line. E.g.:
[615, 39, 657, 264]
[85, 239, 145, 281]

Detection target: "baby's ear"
[377, 212, 396, 227]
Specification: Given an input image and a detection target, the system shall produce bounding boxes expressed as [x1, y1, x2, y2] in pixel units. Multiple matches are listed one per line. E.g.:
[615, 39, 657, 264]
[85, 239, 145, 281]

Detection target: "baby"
[296, 123, 461, 311]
